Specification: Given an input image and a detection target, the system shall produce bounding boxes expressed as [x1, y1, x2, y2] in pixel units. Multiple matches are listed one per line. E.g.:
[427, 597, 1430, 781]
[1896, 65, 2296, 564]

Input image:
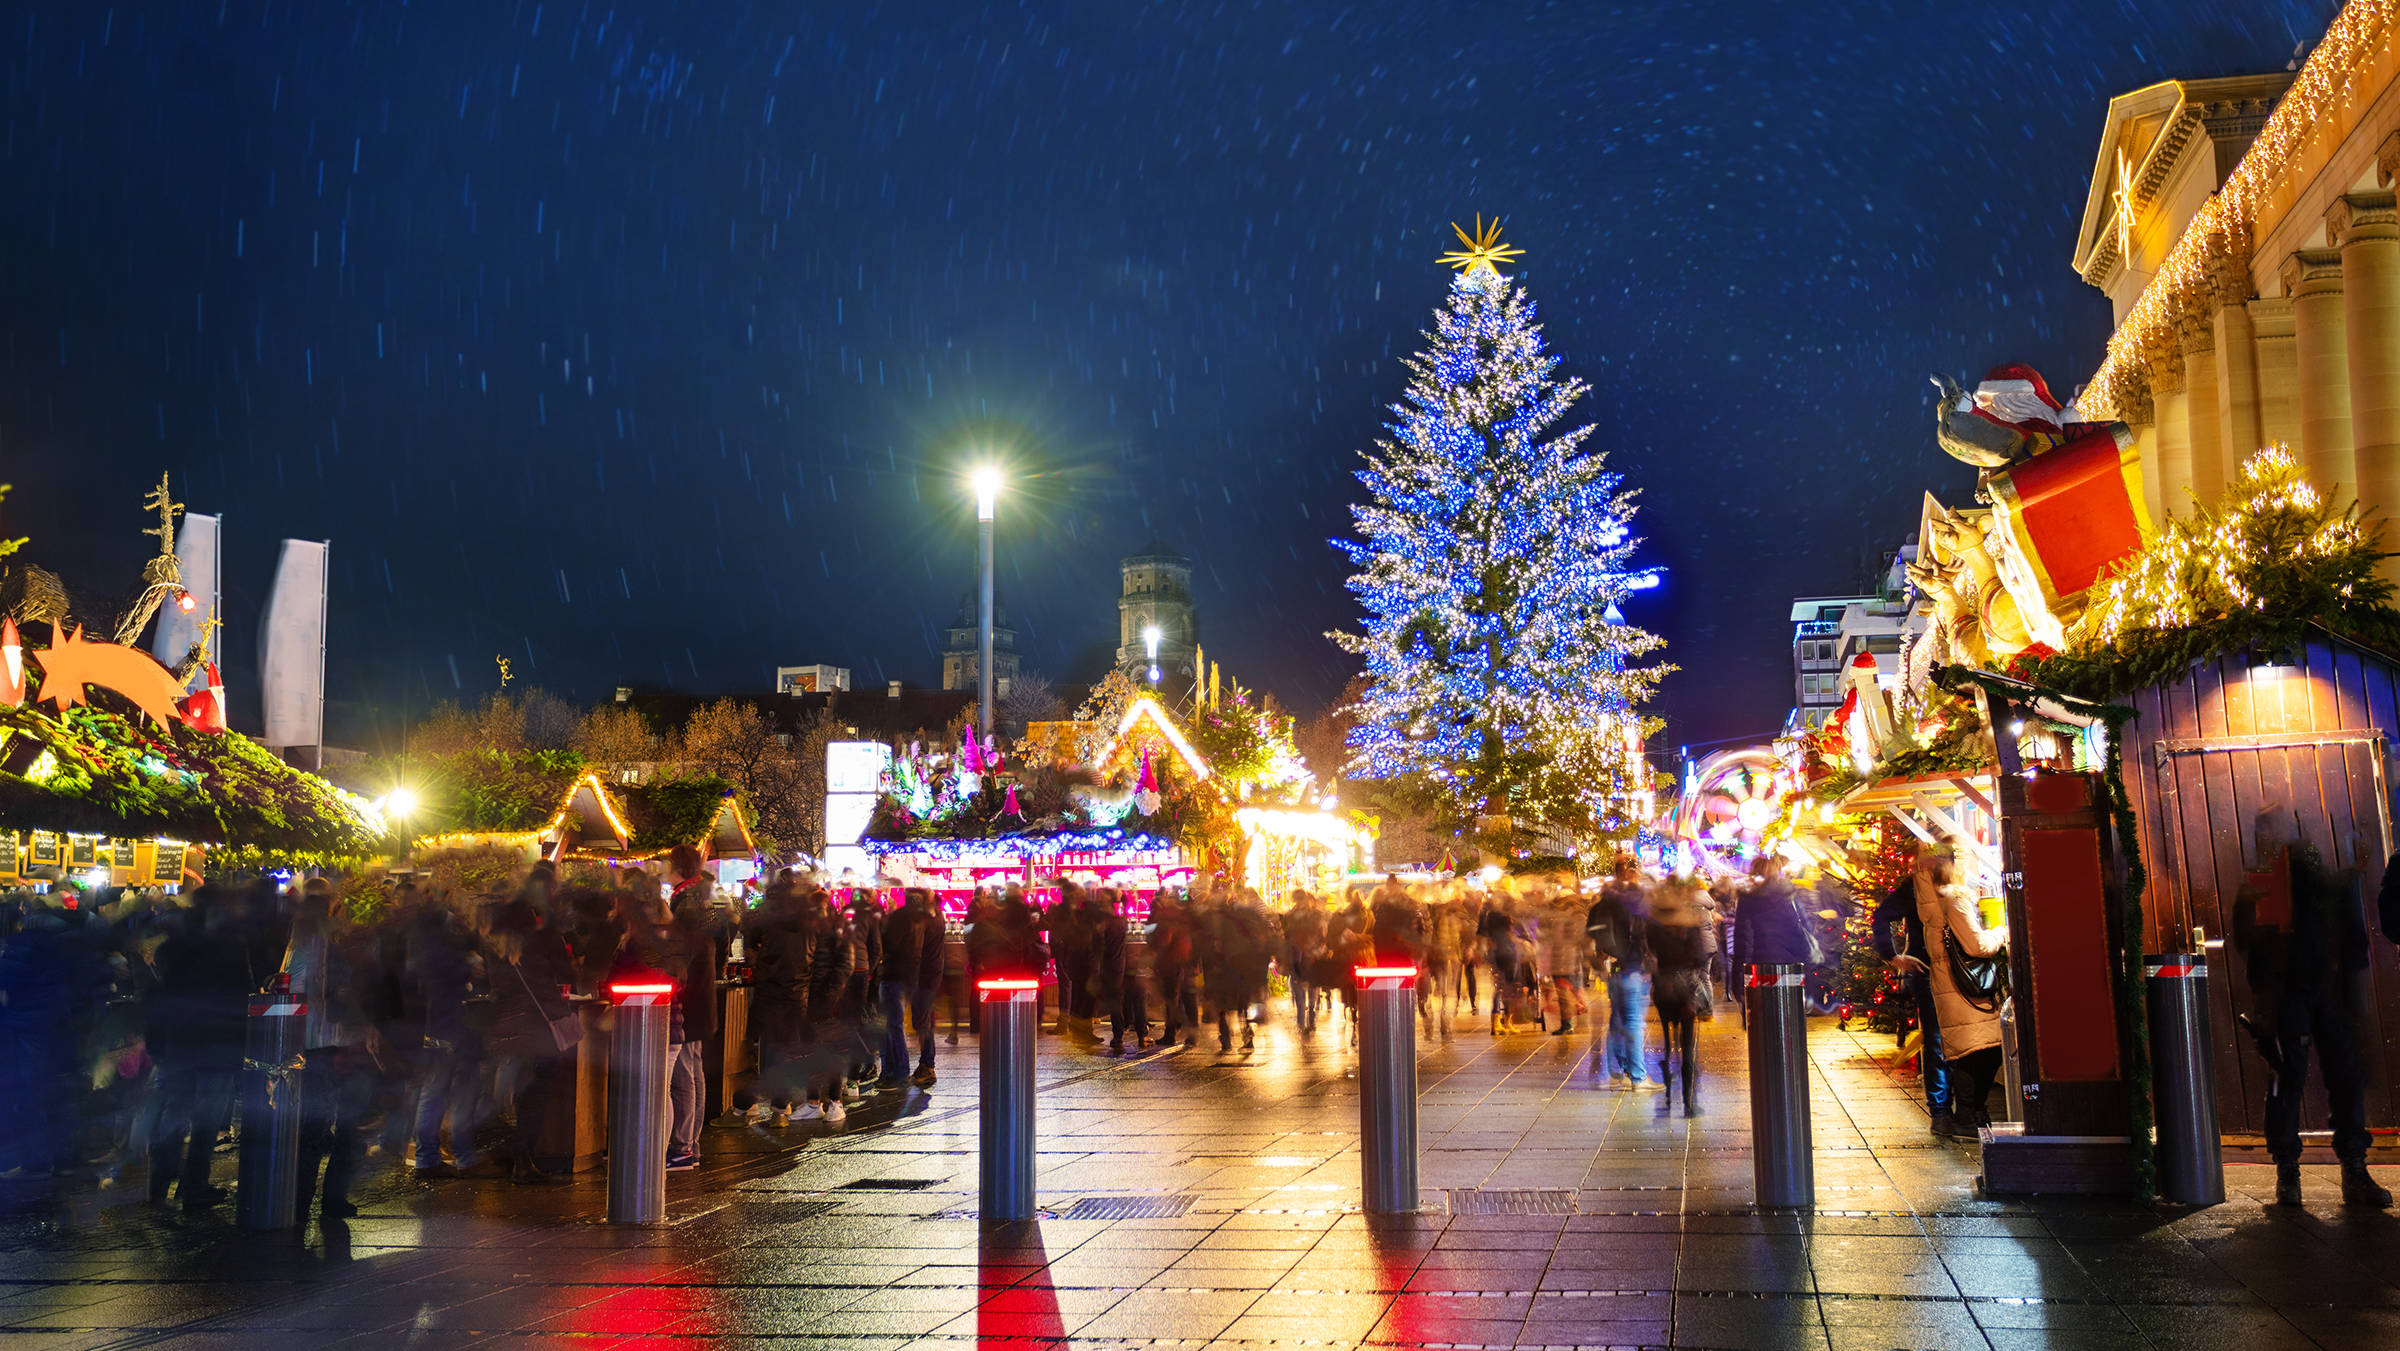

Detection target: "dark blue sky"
[0, 0, 2341, 752]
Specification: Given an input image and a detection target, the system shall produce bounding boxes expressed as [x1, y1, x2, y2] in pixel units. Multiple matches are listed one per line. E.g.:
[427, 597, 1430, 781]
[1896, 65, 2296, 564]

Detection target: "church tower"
[1116, 545, 1198, 690]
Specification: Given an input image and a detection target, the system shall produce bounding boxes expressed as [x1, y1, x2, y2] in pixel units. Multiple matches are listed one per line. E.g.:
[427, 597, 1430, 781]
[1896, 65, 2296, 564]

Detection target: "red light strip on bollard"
[975, 978, 1041, 991]
[607, 982, 676, 1006]
[976, 976, 1041, 1004]
[1745, 971, 1807, 988]
[1353, 966, 1418, 980]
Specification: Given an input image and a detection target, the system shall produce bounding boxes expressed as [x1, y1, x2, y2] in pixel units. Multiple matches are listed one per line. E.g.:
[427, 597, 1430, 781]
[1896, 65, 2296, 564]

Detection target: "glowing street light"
[970, 466, 1003, 736]
[1144, 624, 1162, 684]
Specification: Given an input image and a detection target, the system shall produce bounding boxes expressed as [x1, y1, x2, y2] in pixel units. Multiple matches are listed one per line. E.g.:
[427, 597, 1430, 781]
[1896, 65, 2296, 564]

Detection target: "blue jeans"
[1605, 969, 1651, 1081]
[881, 981, 935, 1080]
[1908, 975, 1950, 1114]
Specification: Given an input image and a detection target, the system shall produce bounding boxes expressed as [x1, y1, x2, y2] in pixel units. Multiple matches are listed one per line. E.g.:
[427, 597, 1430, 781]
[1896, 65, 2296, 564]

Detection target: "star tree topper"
[1435, 215, 1526, 282]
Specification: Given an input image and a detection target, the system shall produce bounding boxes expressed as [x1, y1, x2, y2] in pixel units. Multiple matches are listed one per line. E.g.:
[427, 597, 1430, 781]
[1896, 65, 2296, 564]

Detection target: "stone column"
[2282, 248, 2354, 494]
[2179, 304, 2226, 506]
[2207, 230, 2262, 483]
[2116, 374, 2160, 526]
[2145, 333, 2194, 515]
[2251, 295, 2299, 451]
[2331, 188, 2400, 558]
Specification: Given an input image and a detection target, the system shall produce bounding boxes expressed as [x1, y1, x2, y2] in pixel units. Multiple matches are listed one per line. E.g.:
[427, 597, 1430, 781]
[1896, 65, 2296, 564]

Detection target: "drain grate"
[838, 1177, 942, 1191]
[736, 1200, 843, 1222]
[1447, 1188, 1577, 1216]
[1057, 1193, 1197, 1221]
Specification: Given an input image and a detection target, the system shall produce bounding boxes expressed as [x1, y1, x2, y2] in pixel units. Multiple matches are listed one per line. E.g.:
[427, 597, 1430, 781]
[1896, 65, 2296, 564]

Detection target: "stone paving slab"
[0, 1004, 2391, 1348]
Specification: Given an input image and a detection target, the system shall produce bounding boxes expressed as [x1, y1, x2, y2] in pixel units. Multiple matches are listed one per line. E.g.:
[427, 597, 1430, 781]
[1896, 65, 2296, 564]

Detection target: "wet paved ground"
[0, 1000, 2394, 1350]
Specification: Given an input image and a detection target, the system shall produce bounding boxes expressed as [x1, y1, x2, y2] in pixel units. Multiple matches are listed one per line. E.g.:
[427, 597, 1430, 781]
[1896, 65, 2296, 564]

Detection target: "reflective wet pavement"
[0, 1004, 2394, 1350]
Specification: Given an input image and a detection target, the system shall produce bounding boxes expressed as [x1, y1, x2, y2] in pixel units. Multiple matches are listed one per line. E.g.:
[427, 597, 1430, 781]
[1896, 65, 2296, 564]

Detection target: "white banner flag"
[260, 539, 328, 752]
[150, 512, 219, 688]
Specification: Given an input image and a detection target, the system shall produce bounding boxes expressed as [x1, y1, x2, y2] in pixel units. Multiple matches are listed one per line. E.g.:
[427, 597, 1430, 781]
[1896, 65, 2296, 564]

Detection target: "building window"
[1865, 635, 1901, 654]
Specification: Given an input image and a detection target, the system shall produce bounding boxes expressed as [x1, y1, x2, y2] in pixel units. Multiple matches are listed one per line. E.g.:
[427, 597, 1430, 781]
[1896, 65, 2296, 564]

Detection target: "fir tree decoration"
[2080, 445, 2389, 651]
[1332, 225, 1666, 849]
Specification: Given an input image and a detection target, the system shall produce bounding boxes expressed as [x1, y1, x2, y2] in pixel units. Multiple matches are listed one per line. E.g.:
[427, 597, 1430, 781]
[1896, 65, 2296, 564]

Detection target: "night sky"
[0, 0, 2343, 755]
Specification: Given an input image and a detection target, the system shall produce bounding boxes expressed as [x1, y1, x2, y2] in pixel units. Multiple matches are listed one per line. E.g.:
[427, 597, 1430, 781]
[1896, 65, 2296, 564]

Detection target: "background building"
[2072, 24, 2400, 580]
[939, 593, 1019, 697]
[1786, 546, 1920, 733]
[775, 664, 849, 695]
[1117, 545, 1199, 688]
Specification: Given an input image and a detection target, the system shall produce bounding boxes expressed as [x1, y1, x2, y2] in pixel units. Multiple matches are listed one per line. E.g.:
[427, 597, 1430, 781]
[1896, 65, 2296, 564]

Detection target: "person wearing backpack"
[1586, 857, 1660, 1091]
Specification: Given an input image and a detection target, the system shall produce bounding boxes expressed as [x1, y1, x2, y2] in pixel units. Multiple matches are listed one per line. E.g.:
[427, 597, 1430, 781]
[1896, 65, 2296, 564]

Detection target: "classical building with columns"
[2072, 4, 2400, 573]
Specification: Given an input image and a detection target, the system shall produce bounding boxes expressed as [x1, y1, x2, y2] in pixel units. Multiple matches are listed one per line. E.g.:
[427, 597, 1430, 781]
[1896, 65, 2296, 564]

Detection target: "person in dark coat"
[666, 905, 718, 1170]
[1206, 886, 1271, 1053]
[146, 887, 255, 1208]
[1093, 888, 1149, 1056]
[739, 880, 814, 1125]
[1732, 855, 1818, 969]
[2239, 836, 2392, 1207]
[1046, 882, 1094, 1033]
[484, 897, 580, 1184]
[1148, 892, 1199, 1048]
[1644, 875, 1715, 1118]
[878, 888, 945, 1088]
[1870, 850, 1952, 1135]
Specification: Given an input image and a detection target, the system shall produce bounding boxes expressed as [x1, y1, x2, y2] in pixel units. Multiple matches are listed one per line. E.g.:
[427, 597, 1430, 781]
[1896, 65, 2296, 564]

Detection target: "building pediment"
[2072, 75, 2291, 290]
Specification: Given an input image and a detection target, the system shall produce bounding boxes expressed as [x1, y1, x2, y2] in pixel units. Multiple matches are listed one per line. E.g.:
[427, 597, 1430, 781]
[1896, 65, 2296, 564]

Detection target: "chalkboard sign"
[152, 843, 185, 885]
[0, 832, 18, 879]
[29, 832, 60, 868]
[67, 835, 97, 868]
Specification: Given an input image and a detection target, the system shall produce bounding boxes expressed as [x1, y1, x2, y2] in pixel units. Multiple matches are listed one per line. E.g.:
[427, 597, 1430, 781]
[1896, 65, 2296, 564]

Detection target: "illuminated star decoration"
[1435, 215, 1526, 278]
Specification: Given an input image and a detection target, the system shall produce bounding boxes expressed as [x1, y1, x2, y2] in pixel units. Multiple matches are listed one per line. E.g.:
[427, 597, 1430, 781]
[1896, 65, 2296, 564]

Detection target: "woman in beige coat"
[1912, 851, 2008, 1129]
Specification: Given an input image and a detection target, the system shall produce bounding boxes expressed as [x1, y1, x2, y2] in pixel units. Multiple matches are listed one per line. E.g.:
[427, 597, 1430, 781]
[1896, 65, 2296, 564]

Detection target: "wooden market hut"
[2115, 629, 2400, 1140]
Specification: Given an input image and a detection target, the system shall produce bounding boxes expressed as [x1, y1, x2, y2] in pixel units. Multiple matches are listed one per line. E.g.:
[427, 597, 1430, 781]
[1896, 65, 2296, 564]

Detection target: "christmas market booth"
[861, 694, 1372, 915]
[0, 623, 388, 885]
[1812, 353, 2400, 1193]
[410, 766, 755, 877]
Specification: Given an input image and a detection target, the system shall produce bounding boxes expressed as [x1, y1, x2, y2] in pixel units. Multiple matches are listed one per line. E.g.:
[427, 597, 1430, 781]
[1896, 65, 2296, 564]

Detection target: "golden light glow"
[1098, 695, 1210, 781]
[1436, 214, 1525, 275]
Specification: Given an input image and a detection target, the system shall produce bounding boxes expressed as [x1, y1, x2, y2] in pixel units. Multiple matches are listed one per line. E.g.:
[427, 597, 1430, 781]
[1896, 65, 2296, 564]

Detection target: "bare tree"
[574, 703, 656, 775]
[679, 698, 829, 862]
[999, 670, 1064, 730]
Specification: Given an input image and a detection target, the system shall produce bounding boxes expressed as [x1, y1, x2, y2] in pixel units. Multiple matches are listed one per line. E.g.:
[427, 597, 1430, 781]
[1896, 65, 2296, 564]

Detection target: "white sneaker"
[823, 1101, 847, 1124]
[792, 1103, 824, 1122]
[744, 1102, 773, 1125]
[1605, 1073, 1631, 1091]
[842, 1083, 864, 1103]
[1632, 1078, 1666, 1093]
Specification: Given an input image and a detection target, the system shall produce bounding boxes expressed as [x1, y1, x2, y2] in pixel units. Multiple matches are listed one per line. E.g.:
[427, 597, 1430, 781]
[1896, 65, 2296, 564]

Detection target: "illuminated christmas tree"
[1332, 219, 1665, 850]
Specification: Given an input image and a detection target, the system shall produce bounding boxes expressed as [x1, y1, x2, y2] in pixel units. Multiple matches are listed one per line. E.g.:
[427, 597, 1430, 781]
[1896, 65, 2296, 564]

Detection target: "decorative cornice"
[2143, 333, 2186, 394]
[2203, 222, 2255, 308]
[2117, 372, 2155, 427]
[2328, 189, 2400, 247]
[2282, 247, 2345, 298]
[2177, 303, 2217, 356]
[2378, 130, 2400, 188]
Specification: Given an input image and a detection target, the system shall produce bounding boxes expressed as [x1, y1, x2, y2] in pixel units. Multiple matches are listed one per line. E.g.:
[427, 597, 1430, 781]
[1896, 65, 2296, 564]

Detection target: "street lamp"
[970, 467, 1003, 738]
[1144, 624, 1162, 684]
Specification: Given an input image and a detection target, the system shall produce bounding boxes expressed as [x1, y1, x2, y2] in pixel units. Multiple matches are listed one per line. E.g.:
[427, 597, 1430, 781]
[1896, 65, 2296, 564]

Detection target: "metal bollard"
[237, 983, 308, 1230]
[978, 977, 1040, 1221]
[606, 978, 676, 1225]
[1355, 964, 1420, 1214]
[1745, 963, 1814, 1209]
[2145, 955, 2225, 1206]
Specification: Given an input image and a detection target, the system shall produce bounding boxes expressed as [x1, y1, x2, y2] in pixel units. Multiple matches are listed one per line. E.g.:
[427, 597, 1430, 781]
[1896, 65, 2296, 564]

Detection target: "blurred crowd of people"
[1031, 854, 1834, 1121]
[0, 844, 1863, 1219]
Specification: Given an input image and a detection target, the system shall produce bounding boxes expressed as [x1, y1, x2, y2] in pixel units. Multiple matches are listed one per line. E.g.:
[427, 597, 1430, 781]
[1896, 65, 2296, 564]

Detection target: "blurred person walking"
[879, 887, 945, 1089]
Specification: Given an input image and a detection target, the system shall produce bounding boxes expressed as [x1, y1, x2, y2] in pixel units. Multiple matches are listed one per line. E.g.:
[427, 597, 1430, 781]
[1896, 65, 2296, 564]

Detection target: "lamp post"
[1143, 624, 1162, 685]
[972, 468, 1002, 739]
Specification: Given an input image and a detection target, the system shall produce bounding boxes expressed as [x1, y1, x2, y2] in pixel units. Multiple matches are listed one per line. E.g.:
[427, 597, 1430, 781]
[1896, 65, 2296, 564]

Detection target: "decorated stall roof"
[419, 770, 750, 863]
[0, 685, 387, 871]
